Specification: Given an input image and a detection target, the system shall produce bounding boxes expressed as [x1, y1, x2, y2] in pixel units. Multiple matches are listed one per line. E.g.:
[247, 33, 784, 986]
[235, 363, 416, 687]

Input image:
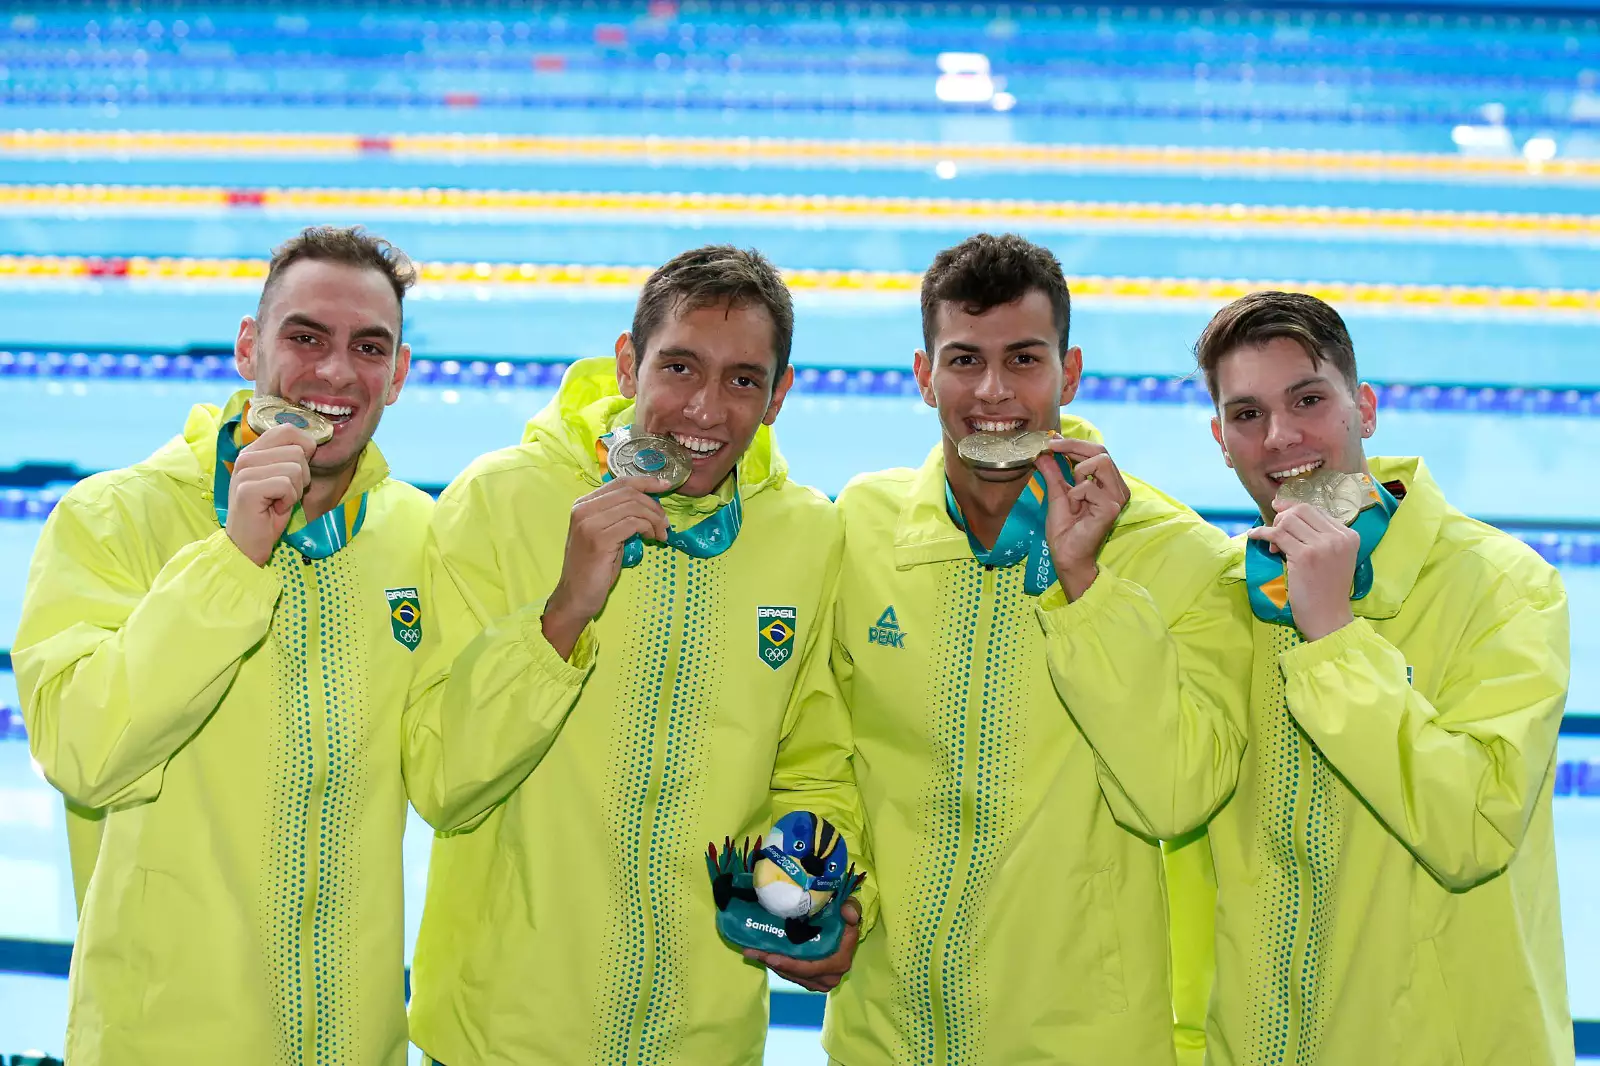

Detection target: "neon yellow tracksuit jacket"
[1171, 456, 1572, 1066]
[13, 390, 432, 1066]
[822, 417, 1251, 1066]
[404, 357, 872, 1066]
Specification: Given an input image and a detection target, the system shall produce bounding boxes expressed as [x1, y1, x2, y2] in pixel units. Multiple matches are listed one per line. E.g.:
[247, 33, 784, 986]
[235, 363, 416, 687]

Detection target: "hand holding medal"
[225, 397, 325, 566]
[541, 429, 685, 659]
[1247, 468, 1378, 641]
[1034, 437, 1131, 600]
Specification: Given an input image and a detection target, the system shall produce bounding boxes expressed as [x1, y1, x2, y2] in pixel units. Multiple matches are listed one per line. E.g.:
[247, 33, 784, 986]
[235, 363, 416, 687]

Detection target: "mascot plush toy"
[707, 811, 865, 961]
[752, 811, 849, 918]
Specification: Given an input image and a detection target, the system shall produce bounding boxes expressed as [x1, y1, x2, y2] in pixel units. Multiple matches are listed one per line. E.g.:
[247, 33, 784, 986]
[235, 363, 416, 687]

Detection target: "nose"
[316, 346, 358, 390]
[974, 363, 1013, 404]
[682, 380, 723, 429]
[1262, 412, 1302, 452]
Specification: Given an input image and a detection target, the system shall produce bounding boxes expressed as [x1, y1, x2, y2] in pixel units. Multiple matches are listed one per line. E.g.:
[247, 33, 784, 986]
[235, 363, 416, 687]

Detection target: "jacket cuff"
[1279, 616, 1375, 673]
[521, 609, 599, 683]
[1035, 562, 1125, 634]
[194, 528, 284, 607]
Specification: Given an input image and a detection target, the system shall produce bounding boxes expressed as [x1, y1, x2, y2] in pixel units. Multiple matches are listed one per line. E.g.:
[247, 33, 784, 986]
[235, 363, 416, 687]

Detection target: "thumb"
[842, 898, 861, 925]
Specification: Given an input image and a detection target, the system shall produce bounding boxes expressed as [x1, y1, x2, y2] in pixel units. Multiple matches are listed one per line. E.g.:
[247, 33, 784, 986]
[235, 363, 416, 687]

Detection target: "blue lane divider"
[1, 50, 1592, 94]
[2, 87, 1595, 130]
[3, 351, 1598, 418]
[3, 10, 1597, 67]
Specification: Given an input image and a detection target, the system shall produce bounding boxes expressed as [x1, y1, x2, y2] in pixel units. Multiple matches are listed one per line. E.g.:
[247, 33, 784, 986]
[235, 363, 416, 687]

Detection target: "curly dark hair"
[920, 233, 1071, 357]
[631, 245, 795, 382]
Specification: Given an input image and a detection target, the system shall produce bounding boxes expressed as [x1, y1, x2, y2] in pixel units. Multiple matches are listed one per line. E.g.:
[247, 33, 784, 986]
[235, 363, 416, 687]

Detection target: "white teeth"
[973, 419, 1025, 433]
[1270, 460, 1323, 480]
[670, 433, 723, 455]
[304, 401, 354, 417]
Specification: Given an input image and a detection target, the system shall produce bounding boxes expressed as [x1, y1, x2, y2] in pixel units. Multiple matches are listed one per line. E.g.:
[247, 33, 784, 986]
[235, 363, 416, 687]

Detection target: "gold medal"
[246, 396, 335, 445]
[1276, 468, 1377, 527]
[958, 429, 1055, 470]
[607, 432, 693, 492]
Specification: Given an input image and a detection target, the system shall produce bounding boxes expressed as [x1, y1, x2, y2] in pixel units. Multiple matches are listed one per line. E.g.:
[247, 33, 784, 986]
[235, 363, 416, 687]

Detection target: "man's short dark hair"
[258, 225, 417, 335]
[1194, 291, 1359, 403]
[631, 245, 795, 383]
[920, 233, 1072, 356]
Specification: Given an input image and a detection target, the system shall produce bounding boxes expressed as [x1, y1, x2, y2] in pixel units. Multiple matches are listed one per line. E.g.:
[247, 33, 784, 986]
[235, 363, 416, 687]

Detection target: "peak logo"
[868, 606, 905, 649]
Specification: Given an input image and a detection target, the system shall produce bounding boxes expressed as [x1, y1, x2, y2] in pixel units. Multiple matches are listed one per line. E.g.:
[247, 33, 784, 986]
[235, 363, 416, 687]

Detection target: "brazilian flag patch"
[757, 606, 798, 671]
[386, 587, 422, 652]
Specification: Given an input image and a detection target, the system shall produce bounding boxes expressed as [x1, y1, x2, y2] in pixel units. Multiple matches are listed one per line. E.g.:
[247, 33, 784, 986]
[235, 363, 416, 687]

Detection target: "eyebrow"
[938, 337, 1052, 355]
[655, 346, 771, 380]
[278, 313, 396, 347]
[1220, 374, 1331, 410]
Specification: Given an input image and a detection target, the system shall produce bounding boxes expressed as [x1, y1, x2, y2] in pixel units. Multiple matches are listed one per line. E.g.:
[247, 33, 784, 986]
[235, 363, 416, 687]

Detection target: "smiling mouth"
[299, 399, 357, 426]
[1269, 459, 1324, 481]
[966, 418, 1027, 434]
[668, 431, 726, 460]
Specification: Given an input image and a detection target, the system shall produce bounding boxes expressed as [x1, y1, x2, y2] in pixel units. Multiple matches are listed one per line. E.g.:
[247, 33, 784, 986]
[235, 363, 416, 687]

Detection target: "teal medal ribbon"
[213, 416, 367, 560]
[945, 454, 1073, 596]
[598, 426, 743, 568]
[1245, 480, 1399, 627]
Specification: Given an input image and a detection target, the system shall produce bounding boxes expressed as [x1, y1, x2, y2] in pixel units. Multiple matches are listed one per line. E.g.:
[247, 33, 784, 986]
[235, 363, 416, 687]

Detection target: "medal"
[606, 432, 693, 492]
[246, 396, 334, 445]
[1275, 468, 1378, 527]
[957, 429, 1056, 470]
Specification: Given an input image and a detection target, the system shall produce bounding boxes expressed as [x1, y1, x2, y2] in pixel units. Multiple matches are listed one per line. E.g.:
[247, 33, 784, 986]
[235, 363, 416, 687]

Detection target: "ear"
[1059, 345, 1083, 406]
[1356, 381, 1378, 438]
[385, 342, 412, 406]
[762, 364, 796, 426]
[234, 316, 259, 382]
[615, 333, 639, 399]
[912, 349, 937, 409]
[1211, 415, 1233, 469]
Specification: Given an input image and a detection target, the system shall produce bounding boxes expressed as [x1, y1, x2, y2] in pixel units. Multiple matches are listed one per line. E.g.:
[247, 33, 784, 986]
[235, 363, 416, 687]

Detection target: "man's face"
[913, 289, 1081, 483]
[1210, 336, 1378, 519]
[616, 299, 794, 498]
[235, 258, 411, 478]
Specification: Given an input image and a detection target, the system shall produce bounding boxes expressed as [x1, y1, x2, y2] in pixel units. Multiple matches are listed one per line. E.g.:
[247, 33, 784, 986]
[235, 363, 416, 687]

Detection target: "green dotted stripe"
[594, 548, 677, 1064]
[262, 548, 315, 1063]
[941, 564, 1026, 1062]
[1249, 625, 1304, 1066]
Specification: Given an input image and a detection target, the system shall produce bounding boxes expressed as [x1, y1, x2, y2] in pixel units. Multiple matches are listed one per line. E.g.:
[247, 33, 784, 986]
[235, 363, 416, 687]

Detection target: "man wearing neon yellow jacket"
[404, 245, 871, 1065]
[13, 227, 434, 1065]
[1186, 290, 1571, 1065]
[821, 233, 1251, 1065]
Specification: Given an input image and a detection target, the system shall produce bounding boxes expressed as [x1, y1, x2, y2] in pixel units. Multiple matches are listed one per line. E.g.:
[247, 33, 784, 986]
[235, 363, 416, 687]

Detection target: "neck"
[942, 438, 1031, 550]
[303, 464, 357, 522]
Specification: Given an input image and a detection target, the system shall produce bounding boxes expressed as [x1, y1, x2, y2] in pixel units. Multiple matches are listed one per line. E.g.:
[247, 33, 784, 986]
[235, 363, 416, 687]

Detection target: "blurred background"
[0, 0, 1597, 1061]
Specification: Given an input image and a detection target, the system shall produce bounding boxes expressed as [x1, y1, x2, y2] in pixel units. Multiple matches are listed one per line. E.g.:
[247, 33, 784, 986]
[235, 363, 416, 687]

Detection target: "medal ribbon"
[213, 413, 367, 560]
[1245, 480, 1399, 627]
[945, 454, 1074, 597]
[596, 427, 743, 568]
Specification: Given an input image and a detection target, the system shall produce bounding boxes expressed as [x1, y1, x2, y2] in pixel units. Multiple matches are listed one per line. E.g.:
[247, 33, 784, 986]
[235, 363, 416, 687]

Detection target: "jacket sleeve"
[1280, 572, 1569, 890]
[14, 497, 282, 810]
[402, 477, 597, 832]
[1036, 558, 1250, 840]
[769, 534, 880, 933]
